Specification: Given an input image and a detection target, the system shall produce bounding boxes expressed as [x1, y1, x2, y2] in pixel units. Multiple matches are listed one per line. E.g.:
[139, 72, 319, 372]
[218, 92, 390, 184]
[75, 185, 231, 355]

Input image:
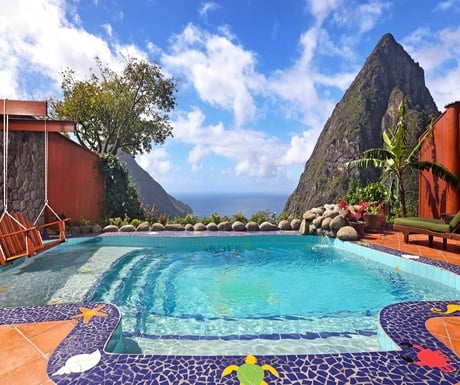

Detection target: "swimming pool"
[0, 233, 459, 356]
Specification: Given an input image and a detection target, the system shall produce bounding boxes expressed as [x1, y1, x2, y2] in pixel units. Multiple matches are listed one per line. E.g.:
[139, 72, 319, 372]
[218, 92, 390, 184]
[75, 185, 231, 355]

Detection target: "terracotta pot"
[363, 213, 385, 231]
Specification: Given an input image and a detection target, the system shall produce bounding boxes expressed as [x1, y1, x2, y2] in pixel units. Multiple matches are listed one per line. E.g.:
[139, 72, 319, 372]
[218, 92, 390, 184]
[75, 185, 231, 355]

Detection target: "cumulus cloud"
[163, 24, 265, 128]
[404, 25, 460, 108]
[137, 147, 173, 176]
[0, 0, 140, 99]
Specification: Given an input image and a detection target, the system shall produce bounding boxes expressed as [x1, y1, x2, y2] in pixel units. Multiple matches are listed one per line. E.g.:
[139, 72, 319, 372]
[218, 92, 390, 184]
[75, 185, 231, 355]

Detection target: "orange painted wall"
[419, 101, 460, 218]
[48, 133, 104, 223]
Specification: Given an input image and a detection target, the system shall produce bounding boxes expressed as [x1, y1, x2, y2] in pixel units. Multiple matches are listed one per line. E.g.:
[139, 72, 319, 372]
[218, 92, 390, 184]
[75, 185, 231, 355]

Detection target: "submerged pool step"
[88, 251, 150, 302]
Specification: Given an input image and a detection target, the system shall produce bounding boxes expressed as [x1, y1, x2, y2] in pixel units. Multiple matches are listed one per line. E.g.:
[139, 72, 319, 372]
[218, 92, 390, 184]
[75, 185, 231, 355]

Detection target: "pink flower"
[338, 199, 348, 209]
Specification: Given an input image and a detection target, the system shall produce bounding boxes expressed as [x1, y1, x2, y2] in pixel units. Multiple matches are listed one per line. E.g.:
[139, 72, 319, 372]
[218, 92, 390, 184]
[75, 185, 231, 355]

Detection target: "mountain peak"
[284, 34, 439, 217]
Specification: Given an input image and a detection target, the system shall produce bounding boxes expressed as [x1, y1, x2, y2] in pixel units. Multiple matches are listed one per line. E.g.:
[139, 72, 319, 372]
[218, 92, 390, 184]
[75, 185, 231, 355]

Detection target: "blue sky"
[1, 0, 460, 195]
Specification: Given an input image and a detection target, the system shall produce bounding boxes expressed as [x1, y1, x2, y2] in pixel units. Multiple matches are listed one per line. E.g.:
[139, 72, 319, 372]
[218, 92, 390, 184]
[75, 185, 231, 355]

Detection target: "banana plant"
[346, 100, 460, 217]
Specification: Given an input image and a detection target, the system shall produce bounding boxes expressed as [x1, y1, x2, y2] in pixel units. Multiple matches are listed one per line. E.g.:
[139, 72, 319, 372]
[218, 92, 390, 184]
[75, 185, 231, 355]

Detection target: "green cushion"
[394, 217, 451, 232]
[449, 210, 460, 230]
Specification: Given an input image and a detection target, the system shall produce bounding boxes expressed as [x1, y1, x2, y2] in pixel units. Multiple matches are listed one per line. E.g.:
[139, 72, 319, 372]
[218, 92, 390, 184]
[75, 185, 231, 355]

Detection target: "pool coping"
[1, 234, 460, 384]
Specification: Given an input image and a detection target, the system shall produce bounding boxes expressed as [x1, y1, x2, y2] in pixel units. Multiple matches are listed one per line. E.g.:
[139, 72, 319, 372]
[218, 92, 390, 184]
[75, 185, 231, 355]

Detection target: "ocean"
[175, 193, 289, 218]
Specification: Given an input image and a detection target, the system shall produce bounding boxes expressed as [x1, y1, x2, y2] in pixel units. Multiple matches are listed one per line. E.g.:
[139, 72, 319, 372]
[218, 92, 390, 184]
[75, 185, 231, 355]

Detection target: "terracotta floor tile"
[0, 354, 49, 385]
[0, 338, 42, 376]
[426, 317, 460, 358]
[16, 320, 74, 339]
[29, 321, 77, 356]
[0, 325, 28, 351]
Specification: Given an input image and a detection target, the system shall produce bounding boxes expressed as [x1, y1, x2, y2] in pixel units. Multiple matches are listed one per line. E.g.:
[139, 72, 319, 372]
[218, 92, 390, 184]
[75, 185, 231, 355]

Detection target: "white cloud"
[199, 2, 221, 20]
[0, 0, 143, 99]
[137, 147, 174, 176]
[404, 26, 460, 108]
[163, 24, 265, 128]
[306, 0, 342, 25]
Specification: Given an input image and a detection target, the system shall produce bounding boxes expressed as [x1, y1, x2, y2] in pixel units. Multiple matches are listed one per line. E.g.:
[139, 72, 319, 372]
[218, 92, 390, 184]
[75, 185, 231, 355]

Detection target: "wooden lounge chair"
[0, 213, 69, 265]
[393, 210, 460, 249]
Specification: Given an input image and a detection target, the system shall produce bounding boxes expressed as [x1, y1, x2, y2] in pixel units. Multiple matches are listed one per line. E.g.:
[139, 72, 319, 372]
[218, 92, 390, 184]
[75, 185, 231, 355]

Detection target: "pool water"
[0, 234, 458, 356]
[83, 235, 459, 355]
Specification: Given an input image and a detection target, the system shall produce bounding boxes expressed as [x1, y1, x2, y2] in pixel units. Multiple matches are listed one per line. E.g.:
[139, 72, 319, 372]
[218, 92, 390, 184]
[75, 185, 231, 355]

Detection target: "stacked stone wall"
[0, 132, 45, 223]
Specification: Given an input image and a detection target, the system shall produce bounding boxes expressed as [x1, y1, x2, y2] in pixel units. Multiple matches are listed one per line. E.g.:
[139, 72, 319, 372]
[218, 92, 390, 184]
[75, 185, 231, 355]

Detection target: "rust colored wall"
[48, 133, 104, 223]
[419, 102, 460, 218]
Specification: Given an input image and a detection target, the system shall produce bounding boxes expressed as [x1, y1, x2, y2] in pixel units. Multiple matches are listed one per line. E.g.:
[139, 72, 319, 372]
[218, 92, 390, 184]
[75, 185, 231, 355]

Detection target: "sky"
[1, 0, 460, 195]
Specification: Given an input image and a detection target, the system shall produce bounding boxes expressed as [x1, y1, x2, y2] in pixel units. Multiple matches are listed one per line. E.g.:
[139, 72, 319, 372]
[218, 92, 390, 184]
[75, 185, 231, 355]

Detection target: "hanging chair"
[0, 100, 69, 265]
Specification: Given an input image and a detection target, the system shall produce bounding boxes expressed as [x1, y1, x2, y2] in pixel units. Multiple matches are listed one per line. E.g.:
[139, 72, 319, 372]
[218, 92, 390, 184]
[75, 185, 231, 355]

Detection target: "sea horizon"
[175, 192, 289, 218]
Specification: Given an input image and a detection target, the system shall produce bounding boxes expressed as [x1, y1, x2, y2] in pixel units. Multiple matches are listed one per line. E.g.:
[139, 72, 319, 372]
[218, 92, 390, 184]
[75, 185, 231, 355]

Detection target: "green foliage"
[130, 218, 142, 228]
[99, 154, 144, 219]
[250, 210, 277, 224]
[50, 56, 177, 156]
[230, 212, 248, 224]
[346, 99, 460, 217]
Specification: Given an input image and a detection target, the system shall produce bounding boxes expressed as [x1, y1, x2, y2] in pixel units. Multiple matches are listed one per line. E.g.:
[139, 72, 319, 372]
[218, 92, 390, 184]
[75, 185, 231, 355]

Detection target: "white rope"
[34, 117, 62, 225]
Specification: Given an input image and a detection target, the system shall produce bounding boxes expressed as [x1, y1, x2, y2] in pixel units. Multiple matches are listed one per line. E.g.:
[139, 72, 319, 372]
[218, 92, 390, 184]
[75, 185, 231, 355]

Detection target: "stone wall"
[0, 132, 45, 223]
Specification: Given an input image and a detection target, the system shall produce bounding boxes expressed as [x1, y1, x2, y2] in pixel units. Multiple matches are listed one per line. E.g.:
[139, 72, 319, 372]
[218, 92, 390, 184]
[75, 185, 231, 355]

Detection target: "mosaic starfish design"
[71, 304, 108, 324]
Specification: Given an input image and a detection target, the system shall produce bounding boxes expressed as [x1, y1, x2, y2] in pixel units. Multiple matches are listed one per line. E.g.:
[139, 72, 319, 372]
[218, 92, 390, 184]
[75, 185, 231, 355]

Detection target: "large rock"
[217, 221, 232, 231]
[259, 222, 278, 231]
[206, 222, 218, 231]
[246, 221, 260, 231]
[278, 220, 291, 230]
[119, 224, 136, 232]
[337, 226, 359, 241]
[193, 223, 207, 231]
[329, 216, 348, 233]
[232, 221, 246, 231]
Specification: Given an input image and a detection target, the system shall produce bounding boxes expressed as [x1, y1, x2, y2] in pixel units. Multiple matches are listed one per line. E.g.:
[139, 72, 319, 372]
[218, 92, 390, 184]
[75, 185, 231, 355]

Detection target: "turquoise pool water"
[0, 234, 459, 355]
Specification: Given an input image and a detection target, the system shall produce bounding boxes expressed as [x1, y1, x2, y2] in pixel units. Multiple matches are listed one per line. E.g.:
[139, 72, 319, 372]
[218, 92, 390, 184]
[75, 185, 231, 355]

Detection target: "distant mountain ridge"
[119, 154, 192, 217]
[284, 33, 439, 217]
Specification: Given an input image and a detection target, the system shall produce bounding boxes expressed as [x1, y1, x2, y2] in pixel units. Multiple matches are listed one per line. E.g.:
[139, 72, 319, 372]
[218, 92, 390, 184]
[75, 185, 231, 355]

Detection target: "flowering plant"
[354, 200, 368, 220]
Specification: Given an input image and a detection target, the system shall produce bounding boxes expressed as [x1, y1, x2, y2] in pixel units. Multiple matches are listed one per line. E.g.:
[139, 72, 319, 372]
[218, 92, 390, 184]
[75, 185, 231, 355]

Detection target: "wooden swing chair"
[0, 100, 73, 265]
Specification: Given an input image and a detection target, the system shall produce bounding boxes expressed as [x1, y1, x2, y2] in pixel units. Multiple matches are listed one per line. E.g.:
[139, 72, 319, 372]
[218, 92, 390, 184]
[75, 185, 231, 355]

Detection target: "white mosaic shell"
[52, 349, 101, 376]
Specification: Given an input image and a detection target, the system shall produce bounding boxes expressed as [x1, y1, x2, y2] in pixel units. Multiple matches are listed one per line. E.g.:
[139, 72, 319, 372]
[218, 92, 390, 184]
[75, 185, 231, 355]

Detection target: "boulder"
[329, 215, 347, 233]
[321, 217, 332, 229]
[184, 223, 194, 231]
[278, 219, 291, 230]
[246, 221, 260, 231]
[206, 222, 218, 231]
[302, 211, 317, 221]
[232, 221, 246, 231]
[137, 221, 150, 231]
[337, 226, 359, 241]
[92, 224, 103, 234]
[260, 221, 278, 231]
[150, 222, 165, 231]
[102, 224, 118, 233]
[299, 219, 308, 235]
[217, 221, 232, 231]
[193, 223, 207, 231]
[119, 224, 136, 232]
[290, 218, 301, 230]
[312, 217, 323, 228]
[164, 223, 184, 231]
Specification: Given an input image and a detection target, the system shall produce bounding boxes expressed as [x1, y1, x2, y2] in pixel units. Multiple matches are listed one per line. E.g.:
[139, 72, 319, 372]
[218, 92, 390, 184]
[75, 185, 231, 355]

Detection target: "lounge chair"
[393, 210, 460, 249]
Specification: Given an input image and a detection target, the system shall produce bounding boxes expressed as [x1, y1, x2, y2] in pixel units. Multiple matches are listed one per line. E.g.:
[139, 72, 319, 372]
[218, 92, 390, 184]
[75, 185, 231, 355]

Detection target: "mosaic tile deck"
[0, 300, 459, 384]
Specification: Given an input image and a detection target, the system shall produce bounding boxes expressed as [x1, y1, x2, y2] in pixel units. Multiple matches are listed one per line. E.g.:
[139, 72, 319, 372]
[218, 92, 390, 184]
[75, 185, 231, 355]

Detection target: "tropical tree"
[50, 56, 177, 156]
[346, 100, 460, 217]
